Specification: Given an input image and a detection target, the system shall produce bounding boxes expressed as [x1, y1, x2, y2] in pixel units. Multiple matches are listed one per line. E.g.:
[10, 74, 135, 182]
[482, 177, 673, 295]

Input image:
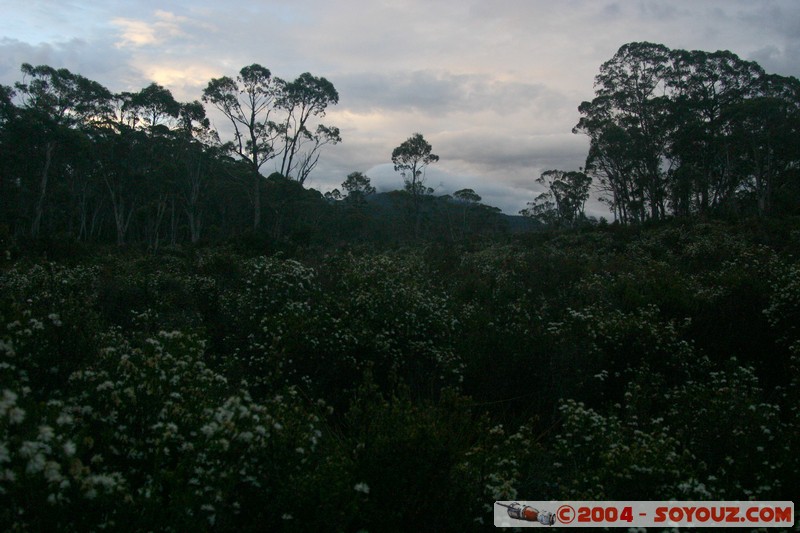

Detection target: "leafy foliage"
[2, 43, 800, 531]
[3, 217, 798, 530]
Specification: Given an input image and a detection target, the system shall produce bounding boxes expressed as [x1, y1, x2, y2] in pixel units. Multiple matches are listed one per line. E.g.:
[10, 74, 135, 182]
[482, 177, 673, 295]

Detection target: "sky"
[2, 0, 800, 216]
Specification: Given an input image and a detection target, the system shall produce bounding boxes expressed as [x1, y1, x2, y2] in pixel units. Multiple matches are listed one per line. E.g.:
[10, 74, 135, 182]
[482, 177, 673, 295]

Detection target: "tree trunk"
[253, 170, 261, 230]
[170, 196, 177, 246]
[31, 142, 55, 238]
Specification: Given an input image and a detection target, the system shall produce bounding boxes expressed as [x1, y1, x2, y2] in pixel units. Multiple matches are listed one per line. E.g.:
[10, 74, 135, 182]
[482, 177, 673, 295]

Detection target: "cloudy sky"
[2, 0, 800, 216]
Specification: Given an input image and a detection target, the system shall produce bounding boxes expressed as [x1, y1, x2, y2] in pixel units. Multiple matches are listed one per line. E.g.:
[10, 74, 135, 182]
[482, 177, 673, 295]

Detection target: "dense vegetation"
[0, 62, 509, 249]
[2, 218, 800, 530]
[1, 42, 799, 531]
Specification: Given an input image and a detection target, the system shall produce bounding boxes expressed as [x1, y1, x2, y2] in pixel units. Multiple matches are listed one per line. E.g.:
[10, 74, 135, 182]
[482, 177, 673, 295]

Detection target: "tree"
[121, 82, 181, 130]
[0, 84, 15, 125]
[392, 133, 439, 196]
[520, 170, 591, 226]
[452, 188, 481, 237]
[520, 192, 558, 225]
[666, 49, 765, 214]
[581, 123, 640, 223]
[0, 85, 18, 228]
[276, 73, 341, 184]
[453, 188, 480, 204]
[341, 171, 376, 205]
[13, 63, 113, 237]
[392, 133, 439, 236]
[324, 188, 343, 202]
[724, 74, 800, 216]
[575, 43, 673, 223]
[576, 42, 800, 221]
[202, 64, 280, 230]
[177, 101, 218, 243]
[123, 83, 184, 249]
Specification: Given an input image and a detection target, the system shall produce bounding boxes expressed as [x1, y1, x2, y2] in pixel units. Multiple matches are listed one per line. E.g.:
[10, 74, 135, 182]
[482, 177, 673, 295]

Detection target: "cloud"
[111, 17, 161, 47]
[110, 9, 215, 49]
[335, 70, 551, 116]
[0, 37, 138, 92]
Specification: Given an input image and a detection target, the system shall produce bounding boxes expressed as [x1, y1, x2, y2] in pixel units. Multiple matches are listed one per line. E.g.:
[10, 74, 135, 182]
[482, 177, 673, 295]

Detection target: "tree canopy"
[574, 42, 800, 223]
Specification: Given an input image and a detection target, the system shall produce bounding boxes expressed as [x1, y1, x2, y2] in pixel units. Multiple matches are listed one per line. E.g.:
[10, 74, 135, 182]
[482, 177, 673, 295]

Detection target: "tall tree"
[202, 64, 280, 230]
[122, 82, 181, 130]
[520, 170, 591, 226]
[392, 133, 439, 236]
[177, 101, 218, 243]
[122, 83, 183, 249]
[392, 133, 439, 195]
[667, 49, 765, 214]
[13, 63, 112, 237]
[276, 73, 341, 184]
[724, 74, 800, 216]
[0, 85, 18, 228]
[341, 171, 376, 205]
[452, 188, 481, 237]
[581, 123, 641, 223]
[575, 42, 672, 223]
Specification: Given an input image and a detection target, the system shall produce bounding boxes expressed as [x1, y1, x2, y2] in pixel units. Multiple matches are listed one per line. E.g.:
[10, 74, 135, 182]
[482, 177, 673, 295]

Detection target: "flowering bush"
[1, 310, 332, 530]
[1, 219, 799, 529]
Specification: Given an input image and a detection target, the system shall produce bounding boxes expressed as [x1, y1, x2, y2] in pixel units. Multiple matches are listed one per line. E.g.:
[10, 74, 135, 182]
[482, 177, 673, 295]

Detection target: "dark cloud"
[753, 44, 800, 78]
[0, 37, 138, 92]
[436, 131, 587, 173]
[335, 70, 549, 116]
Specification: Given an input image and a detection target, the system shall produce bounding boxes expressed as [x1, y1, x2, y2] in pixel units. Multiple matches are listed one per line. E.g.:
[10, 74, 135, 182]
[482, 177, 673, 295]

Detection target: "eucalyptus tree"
[392, 133, 438, 197]
[723, 74, 800, 215]
[0, 85, 18, 228]
[575, 42, 672, 223]
[581, 123, 641, 223]
[341, 171, 375, 205]
[520, 170, 591, 227]
[666, 49, 765, 214]
[452, 188, 481, 236]
[177, 100, 218, 243]
[577, 42, 800, 221]
[392, 133, 439, 236]
[276, 72, 341, 184]
[118, 83, 183, 248]
[13, 63, 113, 237]
[0, 84, 14, 124]
[203, 64, 280, 229]
[122, 82, 182, 130]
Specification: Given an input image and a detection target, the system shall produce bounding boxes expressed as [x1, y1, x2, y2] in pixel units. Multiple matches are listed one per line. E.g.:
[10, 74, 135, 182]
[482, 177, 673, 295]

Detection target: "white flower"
[19, 441, 40, 458]
[44, 461, 62, 483]
[7, 407, 25, 425]
[96, 381, 115, 392]
[56, 412, 74, 426]
[39, 425, 55, 442]
[26, 453, 46, 474]
[354, 482, 370, 494]
[63, 441, 76, 457]
[0, 340, 14, 356]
